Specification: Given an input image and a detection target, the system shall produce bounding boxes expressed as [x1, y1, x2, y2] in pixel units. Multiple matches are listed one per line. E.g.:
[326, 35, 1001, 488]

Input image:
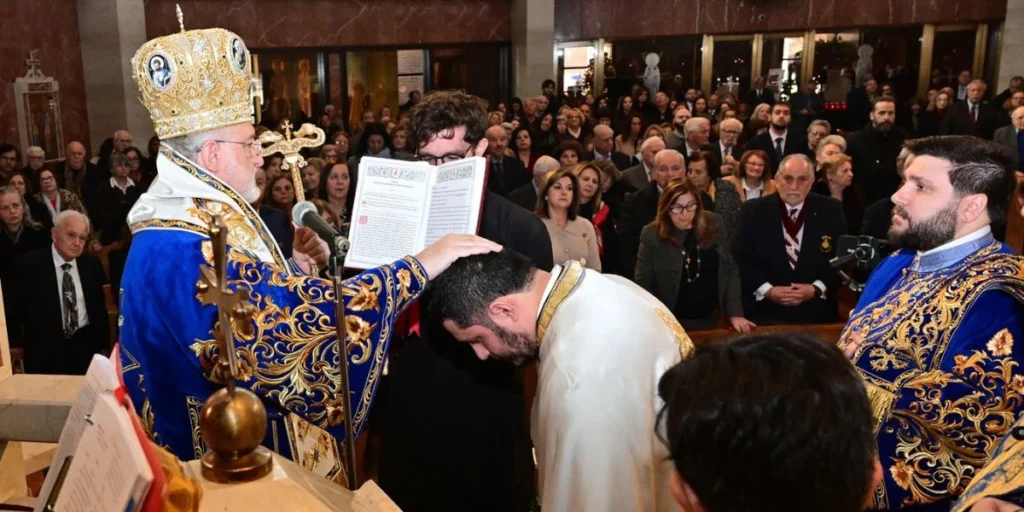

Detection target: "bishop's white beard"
[240, 172, 262, 203]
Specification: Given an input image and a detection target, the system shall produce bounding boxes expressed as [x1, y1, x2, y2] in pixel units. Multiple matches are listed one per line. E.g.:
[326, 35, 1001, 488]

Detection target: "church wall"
[556, 0, 1006, 41]
[0, 0, 91, 152]
[144, 0, 513, 47]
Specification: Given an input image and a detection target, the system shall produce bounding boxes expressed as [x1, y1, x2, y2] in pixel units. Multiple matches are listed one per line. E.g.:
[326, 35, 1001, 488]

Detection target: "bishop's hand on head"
[414, 234, 502, 281]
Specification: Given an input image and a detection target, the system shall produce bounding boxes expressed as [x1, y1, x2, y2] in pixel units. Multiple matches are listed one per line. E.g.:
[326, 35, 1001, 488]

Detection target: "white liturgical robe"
[531, 261, 693, 512]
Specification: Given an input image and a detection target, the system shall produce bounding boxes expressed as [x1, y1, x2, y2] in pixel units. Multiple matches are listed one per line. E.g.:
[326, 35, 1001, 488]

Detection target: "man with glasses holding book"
[377, 90, 554, 512]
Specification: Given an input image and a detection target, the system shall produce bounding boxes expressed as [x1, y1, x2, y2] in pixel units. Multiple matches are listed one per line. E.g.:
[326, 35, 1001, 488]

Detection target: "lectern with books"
[0, 215, 402, 511]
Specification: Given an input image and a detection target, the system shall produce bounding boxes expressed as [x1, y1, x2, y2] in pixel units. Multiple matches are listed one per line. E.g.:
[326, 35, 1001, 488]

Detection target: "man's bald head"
[66, 141, 87, 169]
[485, 125, 509, 157]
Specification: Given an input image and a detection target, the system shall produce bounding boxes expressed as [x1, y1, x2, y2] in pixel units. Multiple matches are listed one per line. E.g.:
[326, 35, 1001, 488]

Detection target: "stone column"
[78, 0, 152, 152]
[998, 0, 1024, 92]
[511, 0, 556, 100]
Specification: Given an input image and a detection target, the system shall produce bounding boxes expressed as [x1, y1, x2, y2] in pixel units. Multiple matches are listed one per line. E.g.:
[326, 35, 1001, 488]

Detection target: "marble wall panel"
[0, 0, 90, 153]
[145, 0, 512, 47]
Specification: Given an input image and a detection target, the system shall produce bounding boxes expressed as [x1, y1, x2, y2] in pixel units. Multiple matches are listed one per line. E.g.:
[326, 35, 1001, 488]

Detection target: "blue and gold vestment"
[117, 148, 427, 483]
[839, 229, 1024, 510]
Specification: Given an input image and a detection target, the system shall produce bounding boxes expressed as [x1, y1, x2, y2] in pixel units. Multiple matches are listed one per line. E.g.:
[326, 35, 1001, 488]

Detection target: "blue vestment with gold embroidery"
[839, 231, 1024, 510]
[117, 148, 427, 483]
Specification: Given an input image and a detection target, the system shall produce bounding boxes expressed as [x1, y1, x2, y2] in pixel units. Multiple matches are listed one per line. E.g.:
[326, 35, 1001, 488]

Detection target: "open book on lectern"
[345, 156, 488, 270]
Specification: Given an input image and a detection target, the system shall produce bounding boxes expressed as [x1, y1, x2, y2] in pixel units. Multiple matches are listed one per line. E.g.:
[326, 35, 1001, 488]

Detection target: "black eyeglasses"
[415, 144, 475, 166]
[670, 203, 699, 214]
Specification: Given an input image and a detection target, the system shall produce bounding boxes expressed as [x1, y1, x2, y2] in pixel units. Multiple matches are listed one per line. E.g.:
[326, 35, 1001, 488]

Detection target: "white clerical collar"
[52, 244, 77, 269]
[919, 226, 991, 258]
[110, 176, 135, 193]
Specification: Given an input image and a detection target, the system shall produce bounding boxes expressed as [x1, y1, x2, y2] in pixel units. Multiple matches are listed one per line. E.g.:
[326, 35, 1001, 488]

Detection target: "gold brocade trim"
[535, 261, 586, 342]
[159, 147, 289, 270]
[839, 244, 1024, 507]
[185, 396, 205, 459]
[121, 345, 141, 373]
[655, 308, 696, 359]
[952, 422, 1024, 512]
[864, 381, 896, 432]
[130, 218, 208, 236]
[282, 413, 345, 485]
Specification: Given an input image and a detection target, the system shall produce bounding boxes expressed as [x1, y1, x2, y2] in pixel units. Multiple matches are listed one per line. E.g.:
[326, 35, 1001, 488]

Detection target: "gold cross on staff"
[257, 120, 326, 202]
[196, 214, 257, 392]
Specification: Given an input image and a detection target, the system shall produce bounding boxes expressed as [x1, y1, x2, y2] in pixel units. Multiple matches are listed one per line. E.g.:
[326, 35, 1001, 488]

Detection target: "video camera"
[829, 235, 892, 292]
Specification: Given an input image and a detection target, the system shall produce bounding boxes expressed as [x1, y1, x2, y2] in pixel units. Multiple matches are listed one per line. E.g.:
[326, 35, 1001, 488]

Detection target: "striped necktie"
[61, 263, 79, 338]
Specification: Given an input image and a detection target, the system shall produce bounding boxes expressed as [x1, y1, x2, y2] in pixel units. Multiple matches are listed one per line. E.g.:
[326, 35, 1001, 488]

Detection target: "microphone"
[291, 201, 349, 255]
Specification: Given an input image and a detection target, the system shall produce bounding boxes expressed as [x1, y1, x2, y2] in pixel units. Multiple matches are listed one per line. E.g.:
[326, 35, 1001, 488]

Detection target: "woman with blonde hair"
[723, 149, 777, 202]
[635, 179, 753, 332]
[536, 168, 601, 270]
[813, 153, 861, 233]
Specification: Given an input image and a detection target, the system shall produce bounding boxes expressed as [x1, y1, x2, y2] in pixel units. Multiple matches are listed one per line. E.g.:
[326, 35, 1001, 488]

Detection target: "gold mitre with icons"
[131, 6, 254, 139]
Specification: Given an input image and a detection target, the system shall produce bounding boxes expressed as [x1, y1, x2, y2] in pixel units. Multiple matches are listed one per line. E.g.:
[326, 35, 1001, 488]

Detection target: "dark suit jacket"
[744, 129, 812, 175]
[917, 109, 946, 138]
[508, 181, 539, 211]
[861, 197, 894, 240]
[732, 193, 847, 325]
[53, 161, 97, 196]
[12, 247, 110, 374]
[487, 156, 530, 198]
[619, 181, 662, 279]
[620, 163, 650, 191]
[646, 107, 672, 126]
[588, 150, 632, 171]
[993, 125, 1021, 171]
[846, 87, 873, 131]
[379, 191, 552, 512]
[744, 89, 776, 108]
[258, 204, 294, 258]
[790, 92, 823, 118]
[845, 125, 908, 206]
[941, 101, 999, 140]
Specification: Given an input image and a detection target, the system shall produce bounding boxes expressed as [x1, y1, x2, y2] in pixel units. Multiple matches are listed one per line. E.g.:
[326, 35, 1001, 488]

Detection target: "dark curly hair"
[407, 91, 488, 153]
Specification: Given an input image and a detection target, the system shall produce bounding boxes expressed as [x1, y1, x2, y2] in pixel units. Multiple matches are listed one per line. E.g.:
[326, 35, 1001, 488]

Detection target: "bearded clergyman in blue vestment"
[839, 136, 1024, 510]
[117, 21, 498, 484]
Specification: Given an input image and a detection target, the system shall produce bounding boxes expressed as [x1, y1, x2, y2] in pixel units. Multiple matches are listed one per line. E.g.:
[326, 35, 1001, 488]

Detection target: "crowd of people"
[3, 57, 1024, 510]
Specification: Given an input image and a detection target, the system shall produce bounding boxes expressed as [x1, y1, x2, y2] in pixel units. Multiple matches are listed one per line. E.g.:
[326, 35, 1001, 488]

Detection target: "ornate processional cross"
[257, 120, 326, 203]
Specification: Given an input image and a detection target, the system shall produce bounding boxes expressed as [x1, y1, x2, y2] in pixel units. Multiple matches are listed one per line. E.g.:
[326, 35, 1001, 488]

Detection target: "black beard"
[771, 122, 788, 131]
[874, 122, 893, 133]
[888, 203, 958, 252]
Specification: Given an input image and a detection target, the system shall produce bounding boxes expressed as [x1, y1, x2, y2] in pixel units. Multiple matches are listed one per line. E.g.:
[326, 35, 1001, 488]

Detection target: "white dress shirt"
[769, 127, 788, 154]
[754, 201, 827, 300]
[743, 180, 764, 199]
[109, 176, 136, 193]
[53, 245, 89, 329]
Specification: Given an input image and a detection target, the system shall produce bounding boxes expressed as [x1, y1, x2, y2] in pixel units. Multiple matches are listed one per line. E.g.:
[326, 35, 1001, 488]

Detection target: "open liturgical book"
[345, 156, 488, 270]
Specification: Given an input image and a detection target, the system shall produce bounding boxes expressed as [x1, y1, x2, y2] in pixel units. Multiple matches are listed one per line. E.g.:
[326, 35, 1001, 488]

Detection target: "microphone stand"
[327, 233, 357, 490]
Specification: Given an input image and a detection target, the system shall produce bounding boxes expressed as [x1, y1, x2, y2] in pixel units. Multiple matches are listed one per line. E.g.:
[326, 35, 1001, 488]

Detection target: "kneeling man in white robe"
[430, 250, 694, 512]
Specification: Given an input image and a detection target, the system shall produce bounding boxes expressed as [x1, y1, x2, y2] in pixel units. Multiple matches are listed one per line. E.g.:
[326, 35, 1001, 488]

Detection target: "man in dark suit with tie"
[992, 106, 1024, 172]
[620, 136, 665, 191]
[744, 102, 811, 176]
[942, 80, 999, 140]
[744, 76, 775, 109]
[484, 125, 529, 197]
[11, 210, 109, 374]
[711, 118, 745, 176]
[508, 155, 560, 211]
[733, 154, 846, 325]
[588, 124, 632, 170]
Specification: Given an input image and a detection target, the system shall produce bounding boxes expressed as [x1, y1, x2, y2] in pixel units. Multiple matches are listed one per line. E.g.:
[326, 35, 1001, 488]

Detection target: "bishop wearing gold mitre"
[117, 14, 497, 483]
